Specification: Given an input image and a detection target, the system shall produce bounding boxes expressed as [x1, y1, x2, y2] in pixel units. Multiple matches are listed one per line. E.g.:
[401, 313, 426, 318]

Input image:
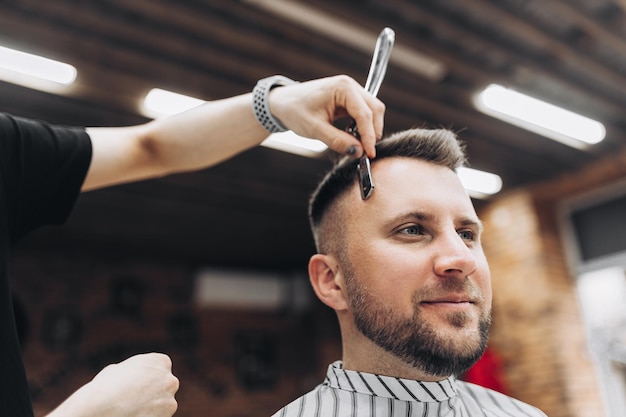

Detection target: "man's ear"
[308, 254, 349, 311]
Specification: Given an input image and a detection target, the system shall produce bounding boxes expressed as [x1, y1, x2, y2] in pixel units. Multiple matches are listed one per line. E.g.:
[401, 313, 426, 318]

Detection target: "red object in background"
[462, 346, 508, 394]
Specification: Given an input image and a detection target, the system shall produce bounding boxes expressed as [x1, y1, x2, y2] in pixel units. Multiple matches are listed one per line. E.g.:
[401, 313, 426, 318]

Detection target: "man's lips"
[420, 299, 475, 314]
[422, 295, 476, 304]
[420, 294, 477, 304]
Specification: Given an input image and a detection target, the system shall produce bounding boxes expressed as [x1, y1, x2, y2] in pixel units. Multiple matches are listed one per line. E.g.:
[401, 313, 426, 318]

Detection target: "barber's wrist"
[252, 75, 299, 133]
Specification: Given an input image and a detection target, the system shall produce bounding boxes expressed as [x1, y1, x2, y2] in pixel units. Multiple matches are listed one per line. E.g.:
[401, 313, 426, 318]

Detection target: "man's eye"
[458, 230, 474, 241]
[400, 225, 422, 235]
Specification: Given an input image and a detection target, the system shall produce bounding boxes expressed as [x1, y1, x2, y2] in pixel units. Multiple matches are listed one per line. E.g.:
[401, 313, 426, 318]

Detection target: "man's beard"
[344, 266, 491, 378]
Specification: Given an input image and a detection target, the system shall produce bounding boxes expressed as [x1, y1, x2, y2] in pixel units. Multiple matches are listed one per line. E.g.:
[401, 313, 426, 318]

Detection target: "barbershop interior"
[2, 1, 626, 416]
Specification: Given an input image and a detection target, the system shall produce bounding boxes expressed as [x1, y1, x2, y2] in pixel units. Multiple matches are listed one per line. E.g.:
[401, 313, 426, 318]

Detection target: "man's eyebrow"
[383, 211, 436, 228]
[459, 217, 484, 233]
[383, 212, 483, 232]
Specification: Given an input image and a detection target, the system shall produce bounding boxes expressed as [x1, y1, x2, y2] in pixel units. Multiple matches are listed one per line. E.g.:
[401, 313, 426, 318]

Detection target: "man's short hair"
[308, 128, 467, 253]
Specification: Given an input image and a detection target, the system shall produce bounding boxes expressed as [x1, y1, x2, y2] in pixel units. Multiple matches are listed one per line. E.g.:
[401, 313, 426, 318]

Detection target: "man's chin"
[402, 320, 490, 377]
[407, 341, 487, 378]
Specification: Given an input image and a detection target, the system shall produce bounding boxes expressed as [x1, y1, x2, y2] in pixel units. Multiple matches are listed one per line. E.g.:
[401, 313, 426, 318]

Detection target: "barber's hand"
[45, 353, 179, 417]
[269, 75, 385, 158]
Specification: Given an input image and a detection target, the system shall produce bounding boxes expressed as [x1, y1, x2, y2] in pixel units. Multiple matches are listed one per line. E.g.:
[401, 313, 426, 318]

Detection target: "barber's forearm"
[44, 385, 95, 417]
[84, 93, 267, 191]
[143, 93, 269, 173]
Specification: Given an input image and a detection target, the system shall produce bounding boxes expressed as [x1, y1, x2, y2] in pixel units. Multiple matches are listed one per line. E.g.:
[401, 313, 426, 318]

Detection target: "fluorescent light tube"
[474, 84, 605, 149]
[261, 131, 327, 157]
[0, 45, 77, 91]
[142, 88, 206, 118]
[457, 166, 502, 198]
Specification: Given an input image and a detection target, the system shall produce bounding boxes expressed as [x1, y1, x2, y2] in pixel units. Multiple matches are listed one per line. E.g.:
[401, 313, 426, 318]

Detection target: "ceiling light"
[0, 45, 77, 91]
[142, 88, 205, 119]
[261, 131, 327, 157]
[456, 166, 502, 198]
[474, 84, 606, 149]
[141, 88, 327, 156]
[243, 0, 446, 82]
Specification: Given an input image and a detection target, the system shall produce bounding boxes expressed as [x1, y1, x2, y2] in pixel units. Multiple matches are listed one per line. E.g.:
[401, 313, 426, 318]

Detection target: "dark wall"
[9, 249, 341, 417]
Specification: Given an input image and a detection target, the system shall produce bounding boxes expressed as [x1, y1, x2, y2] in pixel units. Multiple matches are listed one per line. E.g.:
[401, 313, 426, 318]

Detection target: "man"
[1, 74, 385, 417]
[273, 128, 547, 416]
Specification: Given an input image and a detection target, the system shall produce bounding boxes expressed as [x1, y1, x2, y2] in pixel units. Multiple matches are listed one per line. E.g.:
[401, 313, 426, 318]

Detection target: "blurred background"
[2, 1, 626, 416]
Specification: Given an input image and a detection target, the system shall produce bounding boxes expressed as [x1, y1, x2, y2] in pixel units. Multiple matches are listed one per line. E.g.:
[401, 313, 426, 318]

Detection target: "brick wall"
[480, 191, 600, 417]
[478, 145, 626, 417]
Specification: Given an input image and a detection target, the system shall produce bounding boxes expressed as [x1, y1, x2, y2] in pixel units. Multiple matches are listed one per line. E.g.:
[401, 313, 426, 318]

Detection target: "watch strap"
[252, 75, 299, 133]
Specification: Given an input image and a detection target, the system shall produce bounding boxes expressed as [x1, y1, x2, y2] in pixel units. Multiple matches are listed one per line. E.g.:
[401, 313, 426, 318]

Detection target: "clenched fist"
[46, 353, 179, 417]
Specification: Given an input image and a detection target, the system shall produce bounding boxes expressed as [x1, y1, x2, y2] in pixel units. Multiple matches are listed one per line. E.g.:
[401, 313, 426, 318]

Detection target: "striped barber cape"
[272, 361, 547, 417]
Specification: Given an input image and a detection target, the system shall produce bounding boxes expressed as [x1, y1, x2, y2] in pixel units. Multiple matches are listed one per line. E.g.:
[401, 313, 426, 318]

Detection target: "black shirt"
[0, 113, 91, 416]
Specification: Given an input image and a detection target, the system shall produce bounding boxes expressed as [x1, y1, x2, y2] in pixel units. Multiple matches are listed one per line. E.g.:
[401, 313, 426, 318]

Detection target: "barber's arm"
[44, 353, 178, 417]
[83, 75, 384, 191]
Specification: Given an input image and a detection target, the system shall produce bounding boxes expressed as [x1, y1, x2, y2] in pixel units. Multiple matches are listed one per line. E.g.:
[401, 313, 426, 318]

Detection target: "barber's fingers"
[339, 85, 385, 158]
[122, 352, 172, 369]
[103, 353, 180, 401]
[269, 75, 385, 158]
[115, 353, 179, 416]
[124, 352, 179, 391]
[308, 122, 368, 157]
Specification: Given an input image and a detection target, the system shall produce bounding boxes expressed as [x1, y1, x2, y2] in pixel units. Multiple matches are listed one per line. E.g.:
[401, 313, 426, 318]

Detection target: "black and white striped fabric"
[272, 361, 547, 417]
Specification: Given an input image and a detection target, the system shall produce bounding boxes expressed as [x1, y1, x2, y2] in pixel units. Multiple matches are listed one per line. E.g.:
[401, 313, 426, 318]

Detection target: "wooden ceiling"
[3, 0, 626, 270]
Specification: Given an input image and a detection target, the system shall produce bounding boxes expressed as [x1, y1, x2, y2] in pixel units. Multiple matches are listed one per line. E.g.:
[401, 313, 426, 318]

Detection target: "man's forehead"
[368, 157, 462, 195]
[343, 157, 477, 218]
[370, 155, 443, 173]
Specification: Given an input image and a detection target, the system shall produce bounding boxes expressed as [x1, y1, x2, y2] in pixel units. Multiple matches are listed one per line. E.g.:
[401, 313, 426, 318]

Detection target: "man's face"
[338, 157, 492, 377]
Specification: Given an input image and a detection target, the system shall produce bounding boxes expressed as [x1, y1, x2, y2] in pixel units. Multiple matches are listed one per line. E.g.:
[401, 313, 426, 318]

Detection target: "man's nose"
[432, 232, 477, 277]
